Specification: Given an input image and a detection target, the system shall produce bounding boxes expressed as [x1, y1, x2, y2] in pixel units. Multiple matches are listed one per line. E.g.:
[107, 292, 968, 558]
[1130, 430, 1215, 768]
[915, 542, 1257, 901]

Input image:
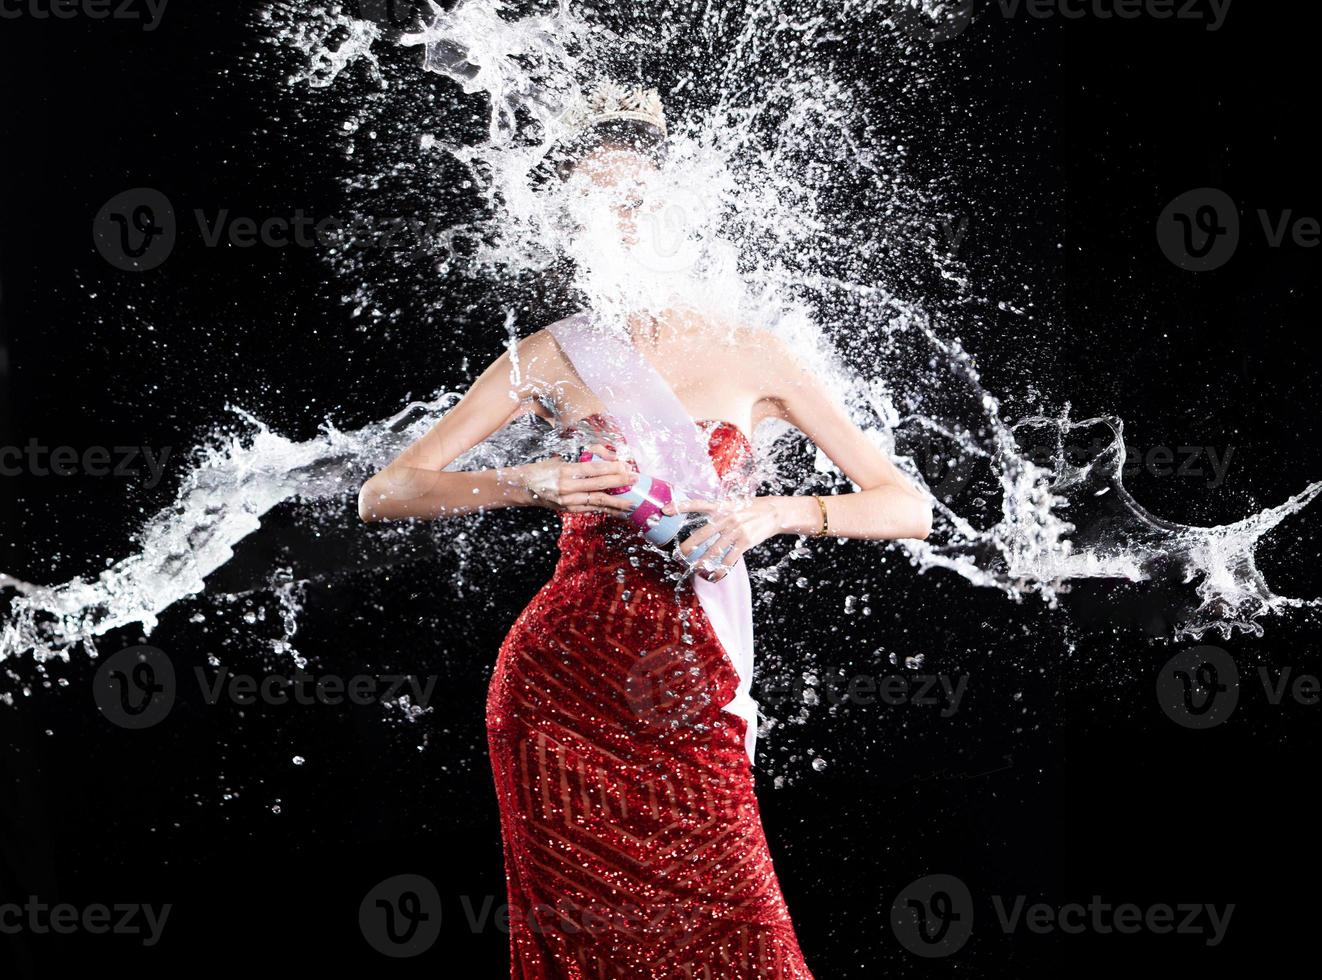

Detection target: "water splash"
[265, 3, 386, 89]
[3, 0, 1318, 682]
[0, 398, 581, 665]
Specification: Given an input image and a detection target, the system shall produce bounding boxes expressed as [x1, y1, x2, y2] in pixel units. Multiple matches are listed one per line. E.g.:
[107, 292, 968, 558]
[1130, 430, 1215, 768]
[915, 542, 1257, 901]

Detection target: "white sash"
[547, 311, 760, 764]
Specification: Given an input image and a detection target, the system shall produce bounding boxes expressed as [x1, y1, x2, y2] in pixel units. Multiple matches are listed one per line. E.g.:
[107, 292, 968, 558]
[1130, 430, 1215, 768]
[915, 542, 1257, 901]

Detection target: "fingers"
[563, 503, 624, 514]
[560, 454, 636, 502]
[570, 472, 639, 494]
[700, 542, 746, 581]
[573, 459, 630, 477]
[561, 491, 635, 513]
[554, 444, 634, 513]
[677, 516, 748, 580]
[676, 520, 722, 560]
[661, 497, 719, 517]
[572, 458, 635, 481]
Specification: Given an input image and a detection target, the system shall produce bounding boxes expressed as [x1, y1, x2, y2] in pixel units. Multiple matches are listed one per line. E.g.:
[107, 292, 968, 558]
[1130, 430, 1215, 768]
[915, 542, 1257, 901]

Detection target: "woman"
[359, 83, 932, 978]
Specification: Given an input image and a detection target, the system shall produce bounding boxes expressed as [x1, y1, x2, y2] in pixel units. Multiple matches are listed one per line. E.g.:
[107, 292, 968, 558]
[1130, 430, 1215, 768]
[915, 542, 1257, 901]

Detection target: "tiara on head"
[562, 80, 668, 138]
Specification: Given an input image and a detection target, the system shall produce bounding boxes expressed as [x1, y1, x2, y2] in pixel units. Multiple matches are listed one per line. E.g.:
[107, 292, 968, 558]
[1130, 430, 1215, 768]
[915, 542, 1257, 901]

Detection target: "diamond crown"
[563, 80, 668, 137]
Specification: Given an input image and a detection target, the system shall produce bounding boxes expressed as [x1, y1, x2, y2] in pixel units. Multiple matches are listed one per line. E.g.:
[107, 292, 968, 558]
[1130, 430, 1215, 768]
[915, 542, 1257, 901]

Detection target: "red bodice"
[554, 411, 756, 578]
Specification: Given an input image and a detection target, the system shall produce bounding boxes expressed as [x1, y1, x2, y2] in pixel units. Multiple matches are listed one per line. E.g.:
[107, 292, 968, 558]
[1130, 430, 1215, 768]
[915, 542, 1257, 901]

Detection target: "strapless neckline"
[568, 410, 752, 451]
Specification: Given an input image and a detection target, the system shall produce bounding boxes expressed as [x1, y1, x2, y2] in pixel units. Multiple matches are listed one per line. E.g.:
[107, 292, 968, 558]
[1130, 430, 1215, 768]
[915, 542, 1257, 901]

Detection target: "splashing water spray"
[3, 1, 1318, 728]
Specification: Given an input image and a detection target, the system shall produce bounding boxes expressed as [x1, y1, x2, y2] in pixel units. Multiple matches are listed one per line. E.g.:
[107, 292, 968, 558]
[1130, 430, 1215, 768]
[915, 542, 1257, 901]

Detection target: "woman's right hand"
[511, 443, 638, 514]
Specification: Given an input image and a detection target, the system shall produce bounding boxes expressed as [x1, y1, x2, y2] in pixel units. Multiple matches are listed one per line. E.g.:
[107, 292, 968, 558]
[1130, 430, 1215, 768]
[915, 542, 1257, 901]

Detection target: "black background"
[2, 1, 1320, 977]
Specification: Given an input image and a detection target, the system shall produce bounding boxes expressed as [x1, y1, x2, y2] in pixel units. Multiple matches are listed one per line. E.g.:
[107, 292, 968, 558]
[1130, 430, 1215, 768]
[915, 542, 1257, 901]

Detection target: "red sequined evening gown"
[487, 412, 814, 979]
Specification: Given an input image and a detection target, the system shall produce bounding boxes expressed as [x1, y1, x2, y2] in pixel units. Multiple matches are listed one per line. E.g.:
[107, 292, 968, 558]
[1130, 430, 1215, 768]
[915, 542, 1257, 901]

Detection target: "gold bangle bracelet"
[813, 495, 830, 537]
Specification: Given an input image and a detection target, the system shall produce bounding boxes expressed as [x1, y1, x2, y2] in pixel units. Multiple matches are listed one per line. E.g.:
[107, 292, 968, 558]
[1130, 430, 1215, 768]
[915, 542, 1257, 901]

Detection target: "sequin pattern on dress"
[486, 412, 815, 978]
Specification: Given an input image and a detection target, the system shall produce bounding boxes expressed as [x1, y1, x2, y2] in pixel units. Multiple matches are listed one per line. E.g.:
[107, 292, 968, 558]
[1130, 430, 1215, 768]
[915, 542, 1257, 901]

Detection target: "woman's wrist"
[772, 495, 826, 537]
[495, 464, 538, 507]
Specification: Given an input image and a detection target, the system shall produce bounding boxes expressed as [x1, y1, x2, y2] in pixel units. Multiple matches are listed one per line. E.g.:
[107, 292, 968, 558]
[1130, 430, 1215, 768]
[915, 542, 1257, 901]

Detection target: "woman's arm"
[663, 332, 931, 579]
[756, 334, 933, 542]
[358, 330, 637, 522]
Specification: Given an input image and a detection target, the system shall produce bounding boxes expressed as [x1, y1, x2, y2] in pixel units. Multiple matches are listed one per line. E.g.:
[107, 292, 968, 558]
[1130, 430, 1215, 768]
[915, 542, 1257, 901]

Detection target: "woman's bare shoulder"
[724, 321, 797, 375]
[516, 325, 559, 352]
[509, 326, 575, 376]
[675, 308, 779, 354]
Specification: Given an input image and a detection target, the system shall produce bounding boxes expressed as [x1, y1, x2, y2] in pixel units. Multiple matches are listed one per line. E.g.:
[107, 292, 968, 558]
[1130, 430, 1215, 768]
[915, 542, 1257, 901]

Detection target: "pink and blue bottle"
[578, 450, 721, 565]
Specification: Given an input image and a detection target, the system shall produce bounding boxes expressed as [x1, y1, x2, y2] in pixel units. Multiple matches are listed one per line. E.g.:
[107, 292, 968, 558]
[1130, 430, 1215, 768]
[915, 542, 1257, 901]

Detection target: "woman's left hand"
[661, 496, 785, 581]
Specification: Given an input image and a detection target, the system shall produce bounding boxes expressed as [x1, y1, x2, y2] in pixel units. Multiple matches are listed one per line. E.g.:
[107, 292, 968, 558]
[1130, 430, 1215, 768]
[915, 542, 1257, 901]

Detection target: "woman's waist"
[554, 517, 679, 578]
[500, 527, 697, 627]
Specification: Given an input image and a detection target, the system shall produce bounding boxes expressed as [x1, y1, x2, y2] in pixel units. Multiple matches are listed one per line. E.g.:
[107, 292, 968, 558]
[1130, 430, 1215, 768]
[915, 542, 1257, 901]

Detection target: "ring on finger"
[680, 529, 719, 565]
